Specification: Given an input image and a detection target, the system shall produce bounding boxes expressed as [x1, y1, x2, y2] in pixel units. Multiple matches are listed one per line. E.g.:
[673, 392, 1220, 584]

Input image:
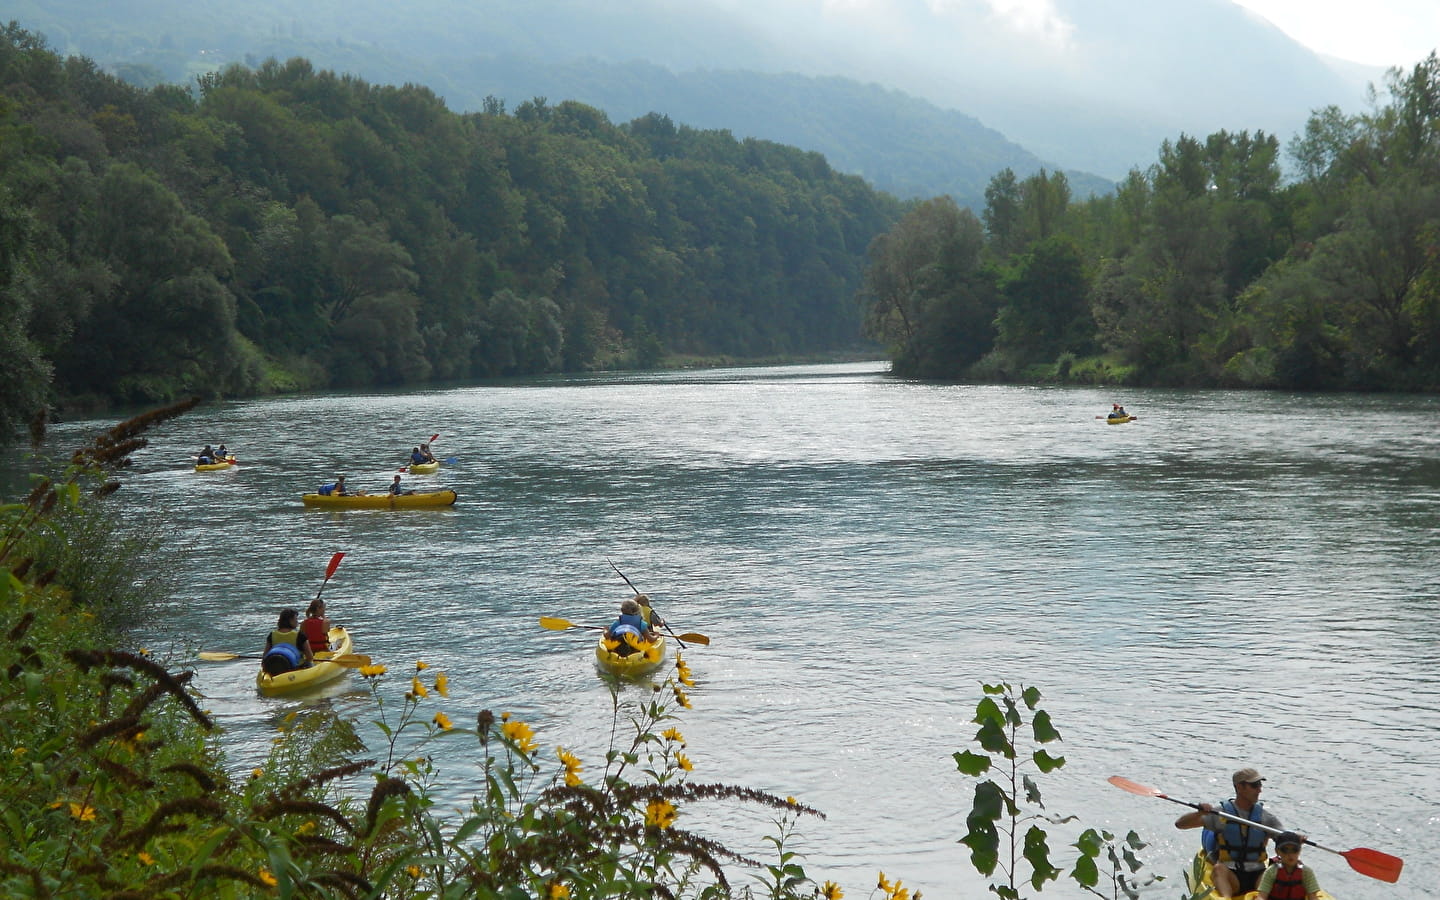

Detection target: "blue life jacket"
[1202, 800, 1268, 867]
[319, 483, 336, 496]
[262, 641, 302, 675]
[412, 451, 427, 464]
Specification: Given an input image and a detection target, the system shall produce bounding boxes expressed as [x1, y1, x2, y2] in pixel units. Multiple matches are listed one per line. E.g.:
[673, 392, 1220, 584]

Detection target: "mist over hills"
[13, 0, 1396, 198]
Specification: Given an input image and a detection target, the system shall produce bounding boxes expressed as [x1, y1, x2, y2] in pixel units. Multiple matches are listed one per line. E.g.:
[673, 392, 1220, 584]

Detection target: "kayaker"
[198, 444, 216, 465]
[262, 608, 314, 675]
[635, 593, 666, 631]
[319, 475, 351, 496]
[216, 443, 228, 459]
[1256, 831, 1322, 900]
[301, 599, 331, 653]
[410, 446, 427, 465]
[1174, 767, 1287, 897]
[604, 599, 650, 656]
[420, 443, 437, 463]
[389, 474, 413, 495]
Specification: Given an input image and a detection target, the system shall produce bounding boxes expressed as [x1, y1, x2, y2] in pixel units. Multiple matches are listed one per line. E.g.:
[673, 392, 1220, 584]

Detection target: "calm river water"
[18, 362, 1440, 898]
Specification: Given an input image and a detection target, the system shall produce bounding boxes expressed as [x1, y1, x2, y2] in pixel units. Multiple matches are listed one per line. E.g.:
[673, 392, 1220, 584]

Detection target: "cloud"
[974, 0, 1075, 47]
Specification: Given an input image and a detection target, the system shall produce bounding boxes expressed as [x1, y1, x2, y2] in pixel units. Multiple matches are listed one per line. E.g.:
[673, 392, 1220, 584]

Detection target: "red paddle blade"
[429, 433, 439, 443]
[325, 552, 345, 579]
[1107, 776, 1163, 797]
[1343, 847, 1403, 883]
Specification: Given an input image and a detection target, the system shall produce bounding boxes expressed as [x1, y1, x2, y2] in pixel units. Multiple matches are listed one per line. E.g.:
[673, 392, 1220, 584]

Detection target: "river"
[18, 362, 1440, 898]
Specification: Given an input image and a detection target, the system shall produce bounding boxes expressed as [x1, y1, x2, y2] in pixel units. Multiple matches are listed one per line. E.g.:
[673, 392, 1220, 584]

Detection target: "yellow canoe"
[1105, 415, 1135, 425]
[194, 456, 238, 471]
[301, 489, 458, 509]
[255, 627, 355, 697]
[595, 633, 667, 677]
[1184, 851, 1334, 900]
[407, 459, 440, 474]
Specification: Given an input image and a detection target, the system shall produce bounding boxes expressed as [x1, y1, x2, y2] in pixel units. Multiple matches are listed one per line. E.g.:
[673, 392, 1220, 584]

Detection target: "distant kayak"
[194, 456, 238, 471]
[1105, 415, 1136, 424]
[255, 627, 355, 697]
[595, 633, 667, 677]
[301, 489, 458, 509]
[406, 459, 440, 474]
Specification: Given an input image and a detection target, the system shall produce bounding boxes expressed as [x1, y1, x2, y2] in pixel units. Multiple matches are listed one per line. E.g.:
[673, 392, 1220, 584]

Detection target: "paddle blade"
[429, 433, 439, 443]
[1342, 847, 1403, 883]
[675, 632, 710, 645]
[1107, 775, 1164, 797]
[539, 616, 577, 631]
[197, 651, 245, 661]
[325, 552, 345, 579]
[324, 654, 373, 668]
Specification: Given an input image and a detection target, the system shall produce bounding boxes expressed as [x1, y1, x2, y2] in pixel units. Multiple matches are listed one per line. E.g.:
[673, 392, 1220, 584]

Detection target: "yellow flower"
[433, 712, 453, 730]
[12, 747, 25, 757]
[359, 664, 388, 678]
[68, 802, 96, 822]
[407, 865, 421, 878]
[671, 685, 692, 709]
[644, 798, 678, 828]
[675, 657, 695, 686]
[786, 796, 797, 805]
[435, 672, 449, 697]
[661, 727, 685, 744]
[139, 647, 150, 656]
[878, 873, 893, 893]
[891, 887, 909, 900]
[557, 747, 583, 786]
[138, 852, 156, 867]
[411, 677, 429, 698]
[547, 882, 571, 899]
[500, 719, 537, 754]
[259, 868, 278, 887]
[675, 752, 693, 772]
[295, 820, 316, 836]
[821, 881, 844, 899]
[251, 768, 263, 779]
[415, 660, 429, 670]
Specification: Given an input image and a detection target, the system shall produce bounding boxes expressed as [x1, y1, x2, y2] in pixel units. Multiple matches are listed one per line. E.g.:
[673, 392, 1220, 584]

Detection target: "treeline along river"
[18, 362, 1440, 897]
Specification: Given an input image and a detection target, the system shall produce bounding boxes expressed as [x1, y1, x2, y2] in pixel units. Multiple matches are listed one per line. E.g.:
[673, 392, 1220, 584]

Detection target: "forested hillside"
[861, 55, 1440, 392]
[0, 26, 904, 439]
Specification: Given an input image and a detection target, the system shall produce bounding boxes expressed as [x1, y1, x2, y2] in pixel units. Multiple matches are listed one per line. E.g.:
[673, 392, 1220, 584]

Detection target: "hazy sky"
[1215, 0, 1435, 67]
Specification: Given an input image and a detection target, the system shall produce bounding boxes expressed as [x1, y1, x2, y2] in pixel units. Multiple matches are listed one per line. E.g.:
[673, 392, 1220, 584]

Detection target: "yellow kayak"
[1184, 852, 1334, 900]
[1105, 415, 1135, 425]
[255, 627, 355, 697]
[595, 633, 667, 677]
[407, 459, 440, 474]
[301, 489, 458, 509]
[194, 456, 238, 471]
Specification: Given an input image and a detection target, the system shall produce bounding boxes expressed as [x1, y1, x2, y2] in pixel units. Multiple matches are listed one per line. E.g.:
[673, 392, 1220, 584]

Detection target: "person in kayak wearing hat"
[1174, 767, 1287, 897]
[1256, 831, 1323, 900]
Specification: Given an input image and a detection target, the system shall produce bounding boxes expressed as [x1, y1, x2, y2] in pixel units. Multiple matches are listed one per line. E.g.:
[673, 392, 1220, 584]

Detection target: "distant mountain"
[12, 0, 1397, 187]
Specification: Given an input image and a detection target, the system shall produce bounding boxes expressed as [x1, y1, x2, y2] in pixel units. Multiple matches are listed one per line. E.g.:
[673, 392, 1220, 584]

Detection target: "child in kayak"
[1256, 832, 1322, 900]
[604, 599, 651, 656]
[301, 599, 331, 653]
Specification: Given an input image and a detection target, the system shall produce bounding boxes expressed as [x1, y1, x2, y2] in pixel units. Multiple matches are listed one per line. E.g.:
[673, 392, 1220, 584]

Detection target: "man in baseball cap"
[1174, 765, 1284, 897]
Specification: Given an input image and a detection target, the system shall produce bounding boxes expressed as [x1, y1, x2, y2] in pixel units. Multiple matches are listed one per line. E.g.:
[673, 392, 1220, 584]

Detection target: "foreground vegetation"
[862, 54, 1440, 391]
[1, 405, 1182, 898]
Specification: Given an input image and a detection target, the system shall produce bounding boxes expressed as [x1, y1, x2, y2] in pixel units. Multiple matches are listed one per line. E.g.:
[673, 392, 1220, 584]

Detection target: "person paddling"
[604, 598, 651, 657]
[301, 599, 331, 653]
[1175, 767, 1288, 897]
[262, 608, 314, 675]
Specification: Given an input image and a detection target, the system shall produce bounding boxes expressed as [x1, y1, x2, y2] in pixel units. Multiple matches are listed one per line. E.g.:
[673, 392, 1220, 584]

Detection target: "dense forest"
[862, 54, 1440, 391]
[0, 24, 904, 439]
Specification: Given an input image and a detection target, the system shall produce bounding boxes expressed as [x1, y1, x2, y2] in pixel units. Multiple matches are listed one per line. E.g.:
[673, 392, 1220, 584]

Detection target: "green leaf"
[1022, 773, 1044, 806]
[1033, 748, 1066, 772]
[982, 682, 1009, 695]
[1071, 851, 1100, 887]
[959, 818, 999, 876]
[1074, 828, 1104, 857]
[1021, 685, 1042, 709]
[974, 696, 1005, 726]
[976, 717, 1015, 757]
[1023, 824, 1061, 889]
[1032, 709, 1061, 743]
[953, 750, 992, 776]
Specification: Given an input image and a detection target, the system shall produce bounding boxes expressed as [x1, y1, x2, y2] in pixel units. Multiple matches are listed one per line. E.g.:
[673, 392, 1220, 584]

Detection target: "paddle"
[198, 651, 373, 667]
[314, 552, 345, 603]
[606, 559, 695, 649]
[1107, 776, 1403, 883]
[538, 616, 710, 645]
